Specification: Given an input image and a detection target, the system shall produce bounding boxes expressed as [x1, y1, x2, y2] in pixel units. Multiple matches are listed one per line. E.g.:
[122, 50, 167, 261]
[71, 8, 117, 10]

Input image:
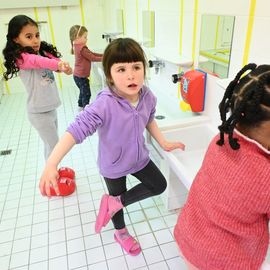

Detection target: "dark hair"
[2, 14, 62, 80]
[217, 63, 270, 150]
[102, 38, 147, 88]
[69, 25, 88, 54]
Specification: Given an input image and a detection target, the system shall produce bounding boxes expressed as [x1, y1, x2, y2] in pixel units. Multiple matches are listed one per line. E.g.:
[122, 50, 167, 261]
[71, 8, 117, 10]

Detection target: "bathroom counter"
[199, 49, 230, 67]
[154, 113, 209, 130]
[216, 78, 232, 90]
[144, 46, 193, 67]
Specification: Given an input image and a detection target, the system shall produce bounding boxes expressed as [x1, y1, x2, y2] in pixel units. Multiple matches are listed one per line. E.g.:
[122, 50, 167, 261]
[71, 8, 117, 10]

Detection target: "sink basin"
[162, 122, 217, 190]
[150, 121, 217, 210]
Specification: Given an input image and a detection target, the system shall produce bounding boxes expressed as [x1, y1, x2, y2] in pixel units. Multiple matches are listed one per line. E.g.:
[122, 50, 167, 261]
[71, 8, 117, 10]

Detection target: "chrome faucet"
[171, 72, 184, 83]
[102, 32, 123, 43]
[148, 60, 165, 74]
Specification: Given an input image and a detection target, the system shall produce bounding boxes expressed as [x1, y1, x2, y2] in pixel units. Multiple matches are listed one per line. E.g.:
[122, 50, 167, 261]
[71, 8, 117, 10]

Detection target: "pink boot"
[95, 194, 124, 233]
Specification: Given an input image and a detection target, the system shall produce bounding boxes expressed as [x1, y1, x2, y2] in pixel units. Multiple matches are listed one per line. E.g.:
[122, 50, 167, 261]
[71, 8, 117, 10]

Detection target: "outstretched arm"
[146, 119, 185, 151]
[18, 53, 59, 70]
[39, 132, 76, 197]
[81, 47, 103, 62]
[18, 53, 72, 74]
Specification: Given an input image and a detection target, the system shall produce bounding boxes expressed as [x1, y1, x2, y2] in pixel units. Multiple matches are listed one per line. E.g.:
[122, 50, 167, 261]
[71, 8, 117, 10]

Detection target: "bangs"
[112, 50, 143, 63]
[111, 42, 144, 64]
[102, 38, 147, 87]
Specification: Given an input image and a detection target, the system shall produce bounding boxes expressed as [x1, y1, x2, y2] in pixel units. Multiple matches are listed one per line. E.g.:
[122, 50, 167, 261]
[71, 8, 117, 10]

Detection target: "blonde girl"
[69, 25, 103, 110]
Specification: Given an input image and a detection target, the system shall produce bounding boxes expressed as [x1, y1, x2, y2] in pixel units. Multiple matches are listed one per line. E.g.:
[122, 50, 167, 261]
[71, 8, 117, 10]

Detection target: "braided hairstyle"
[69, 25, 88, 54]
[217, 63, 270, 150]
[2, 14, 62, 80]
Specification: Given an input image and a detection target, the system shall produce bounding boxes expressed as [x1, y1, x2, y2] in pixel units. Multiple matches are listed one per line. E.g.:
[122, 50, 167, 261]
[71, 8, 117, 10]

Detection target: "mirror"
[142, 10, 155, 48]
[198, 15, 235, 78]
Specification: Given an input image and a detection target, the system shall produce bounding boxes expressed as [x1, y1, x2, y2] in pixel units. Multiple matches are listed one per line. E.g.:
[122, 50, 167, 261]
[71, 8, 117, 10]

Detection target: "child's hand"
[161, 140, 185, 152]
[58, 61, 73, 75]
[63, 65, 73, 75]
[39, 165, 60, 198]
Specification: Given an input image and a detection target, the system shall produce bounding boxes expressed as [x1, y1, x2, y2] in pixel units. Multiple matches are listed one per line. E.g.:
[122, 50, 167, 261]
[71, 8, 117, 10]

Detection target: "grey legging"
[104, 160, 167, 229]
[28, 109, 58, 160]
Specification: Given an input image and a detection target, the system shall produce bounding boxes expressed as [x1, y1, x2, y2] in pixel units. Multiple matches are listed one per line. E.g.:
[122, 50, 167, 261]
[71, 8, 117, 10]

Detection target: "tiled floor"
[0, 80, 188, 270]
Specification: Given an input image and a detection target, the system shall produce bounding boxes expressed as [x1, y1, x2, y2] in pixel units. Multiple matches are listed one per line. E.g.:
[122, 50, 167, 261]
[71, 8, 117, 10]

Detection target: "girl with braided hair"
[69, 25, 103, 110]
[174, 63, 270, 270]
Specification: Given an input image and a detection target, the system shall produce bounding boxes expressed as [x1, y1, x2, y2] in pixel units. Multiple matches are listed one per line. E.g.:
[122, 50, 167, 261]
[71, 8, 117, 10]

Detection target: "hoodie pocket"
[112, 148, 123, 165]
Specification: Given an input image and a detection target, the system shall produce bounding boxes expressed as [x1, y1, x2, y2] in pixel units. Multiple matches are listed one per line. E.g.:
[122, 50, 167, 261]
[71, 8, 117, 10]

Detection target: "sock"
[115, 227, 140, 251]
[115, 227, 129, 240]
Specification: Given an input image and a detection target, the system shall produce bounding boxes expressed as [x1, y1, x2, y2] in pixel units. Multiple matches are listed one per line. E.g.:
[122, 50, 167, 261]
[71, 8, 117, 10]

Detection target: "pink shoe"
[95, 194, 124, 233]
[95, 194, 111, 233]
[114, 230, 141, 256]
[108, 195, 123, 216]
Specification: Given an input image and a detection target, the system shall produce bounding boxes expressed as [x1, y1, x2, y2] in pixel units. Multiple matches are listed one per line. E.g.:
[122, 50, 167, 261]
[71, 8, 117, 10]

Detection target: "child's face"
[14, 24, 41, 52]
[110, 61, 145, 102]
[74, 32, 88, 45]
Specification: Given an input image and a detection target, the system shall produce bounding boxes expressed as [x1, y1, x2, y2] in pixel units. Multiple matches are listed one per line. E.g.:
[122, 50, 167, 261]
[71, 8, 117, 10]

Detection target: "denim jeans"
[73, 75, 91, 108]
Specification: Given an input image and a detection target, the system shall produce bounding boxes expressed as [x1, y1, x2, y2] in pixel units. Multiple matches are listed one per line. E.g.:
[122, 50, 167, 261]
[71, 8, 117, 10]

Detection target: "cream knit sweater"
[174, 131, 270, 270]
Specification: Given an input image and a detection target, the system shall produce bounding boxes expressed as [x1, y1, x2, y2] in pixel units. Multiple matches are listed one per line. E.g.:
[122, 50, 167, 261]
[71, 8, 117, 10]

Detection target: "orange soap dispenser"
[172, 69, 207, 112]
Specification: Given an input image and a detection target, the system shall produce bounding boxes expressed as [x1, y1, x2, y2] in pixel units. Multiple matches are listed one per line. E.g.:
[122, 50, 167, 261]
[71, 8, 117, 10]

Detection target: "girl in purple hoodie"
[39, 38, 185, 256]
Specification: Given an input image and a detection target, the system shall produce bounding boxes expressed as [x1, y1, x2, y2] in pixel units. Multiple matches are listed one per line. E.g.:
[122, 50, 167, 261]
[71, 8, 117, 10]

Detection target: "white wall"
[101, 0, 270, 126]
[0, 0, 107, 93]
[1, 0, 270, 126]
[0, 0, 79, 9]
[197, 0, 270, 77]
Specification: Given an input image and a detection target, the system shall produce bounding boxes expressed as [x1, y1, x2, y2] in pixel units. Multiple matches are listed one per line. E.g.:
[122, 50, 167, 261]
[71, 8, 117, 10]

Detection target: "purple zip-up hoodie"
[67, 85, 157, 178]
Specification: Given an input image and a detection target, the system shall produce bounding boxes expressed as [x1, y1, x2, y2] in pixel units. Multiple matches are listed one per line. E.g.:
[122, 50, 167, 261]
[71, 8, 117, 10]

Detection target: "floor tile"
[143, 246, 164, 265]
[0, 82, 184, 270]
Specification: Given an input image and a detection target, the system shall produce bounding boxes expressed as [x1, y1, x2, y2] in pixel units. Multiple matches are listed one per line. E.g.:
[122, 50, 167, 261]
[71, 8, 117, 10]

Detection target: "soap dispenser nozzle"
[172, 72, 184, 83]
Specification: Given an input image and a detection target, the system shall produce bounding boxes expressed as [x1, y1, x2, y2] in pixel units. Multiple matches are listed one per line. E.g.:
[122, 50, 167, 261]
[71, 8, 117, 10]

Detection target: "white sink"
[150, 121, 217, 210]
